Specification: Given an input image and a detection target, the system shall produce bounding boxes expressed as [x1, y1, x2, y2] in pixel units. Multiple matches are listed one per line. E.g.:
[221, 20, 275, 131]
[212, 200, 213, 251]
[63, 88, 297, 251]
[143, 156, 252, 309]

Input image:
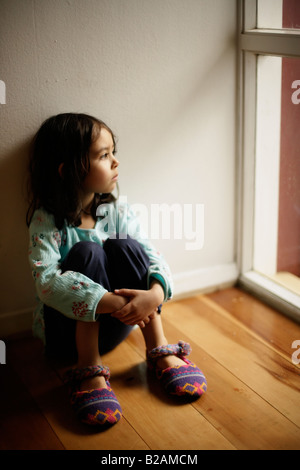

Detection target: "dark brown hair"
[26, 113, 117, 228]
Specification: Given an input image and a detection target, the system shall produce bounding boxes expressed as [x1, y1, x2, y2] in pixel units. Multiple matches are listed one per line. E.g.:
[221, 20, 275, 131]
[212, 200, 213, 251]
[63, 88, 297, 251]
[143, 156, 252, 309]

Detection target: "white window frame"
[237, 0, 300, 321]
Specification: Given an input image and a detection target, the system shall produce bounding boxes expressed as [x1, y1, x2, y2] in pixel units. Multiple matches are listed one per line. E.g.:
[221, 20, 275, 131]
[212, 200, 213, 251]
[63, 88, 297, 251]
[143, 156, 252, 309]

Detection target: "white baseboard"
[239, 270, 300, 323]
[0, 262, 238, 337]
[172, 262, 238, 298]
[0, 307, 34, 338]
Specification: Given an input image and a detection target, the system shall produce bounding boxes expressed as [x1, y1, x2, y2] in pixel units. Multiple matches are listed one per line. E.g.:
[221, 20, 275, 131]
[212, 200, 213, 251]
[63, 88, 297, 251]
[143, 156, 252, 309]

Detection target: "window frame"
[237, 0, 300, 321]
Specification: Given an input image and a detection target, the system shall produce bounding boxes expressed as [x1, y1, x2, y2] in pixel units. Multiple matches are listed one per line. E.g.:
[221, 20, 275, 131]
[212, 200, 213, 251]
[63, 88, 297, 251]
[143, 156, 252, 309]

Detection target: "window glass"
[254, 55, 300, 296]
[257, 0, 300, 30]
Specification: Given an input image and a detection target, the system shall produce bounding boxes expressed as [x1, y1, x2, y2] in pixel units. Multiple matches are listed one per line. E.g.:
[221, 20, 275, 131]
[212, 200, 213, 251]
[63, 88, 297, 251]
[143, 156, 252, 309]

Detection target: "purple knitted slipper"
[147, 341, 207, 398]
[63, 365, 122, 426]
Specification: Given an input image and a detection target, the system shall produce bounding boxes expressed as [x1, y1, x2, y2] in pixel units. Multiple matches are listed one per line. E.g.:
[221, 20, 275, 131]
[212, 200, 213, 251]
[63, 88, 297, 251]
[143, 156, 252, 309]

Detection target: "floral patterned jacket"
[28, 201, 173, 345]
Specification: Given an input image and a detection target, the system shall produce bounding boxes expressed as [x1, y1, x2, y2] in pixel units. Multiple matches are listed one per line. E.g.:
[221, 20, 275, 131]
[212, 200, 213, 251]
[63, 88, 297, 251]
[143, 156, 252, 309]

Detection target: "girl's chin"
[98, 181, 117, 194]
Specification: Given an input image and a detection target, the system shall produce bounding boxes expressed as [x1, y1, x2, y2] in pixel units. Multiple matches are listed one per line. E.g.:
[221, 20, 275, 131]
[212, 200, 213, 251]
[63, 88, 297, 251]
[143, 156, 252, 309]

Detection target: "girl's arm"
[29, 209, 108, 322]
[96, 292, 128, 314]
[104, 202, 173, 326]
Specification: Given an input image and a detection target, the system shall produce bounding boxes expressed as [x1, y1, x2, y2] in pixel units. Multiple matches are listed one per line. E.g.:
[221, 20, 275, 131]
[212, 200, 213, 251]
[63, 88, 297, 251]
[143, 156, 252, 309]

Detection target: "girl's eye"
[99, 150, 117, 160]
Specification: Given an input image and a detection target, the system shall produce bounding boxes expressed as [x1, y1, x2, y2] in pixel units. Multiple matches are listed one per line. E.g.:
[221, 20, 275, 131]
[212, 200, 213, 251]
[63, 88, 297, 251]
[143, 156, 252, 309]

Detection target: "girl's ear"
[58, 163, 64, 178]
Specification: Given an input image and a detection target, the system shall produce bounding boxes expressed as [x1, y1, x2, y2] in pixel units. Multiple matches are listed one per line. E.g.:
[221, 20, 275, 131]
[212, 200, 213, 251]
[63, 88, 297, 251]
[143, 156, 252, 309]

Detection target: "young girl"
[27, 113, 207, 427]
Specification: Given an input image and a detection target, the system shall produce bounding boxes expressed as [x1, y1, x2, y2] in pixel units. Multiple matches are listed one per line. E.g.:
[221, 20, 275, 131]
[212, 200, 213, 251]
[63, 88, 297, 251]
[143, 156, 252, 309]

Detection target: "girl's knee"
[104, 236, 150, 281]
[72, 240, 101, 252]
[62, 241, 105, 272]
[104, 235, 140, 253]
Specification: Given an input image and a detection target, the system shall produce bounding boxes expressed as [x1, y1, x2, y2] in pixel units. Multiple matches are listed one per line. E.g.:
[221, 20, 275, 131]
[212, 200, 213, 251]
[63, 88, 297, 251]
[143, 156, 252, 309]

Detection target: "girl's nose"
[112, 156, 119, 168]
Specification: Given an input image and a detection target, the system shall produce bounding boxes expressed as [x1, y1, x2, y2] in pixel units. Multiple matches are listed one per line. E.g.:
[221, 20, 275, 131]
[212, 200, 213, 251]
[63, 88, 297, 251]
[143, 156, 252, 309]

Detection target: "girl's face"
[81, 127, 119, 196]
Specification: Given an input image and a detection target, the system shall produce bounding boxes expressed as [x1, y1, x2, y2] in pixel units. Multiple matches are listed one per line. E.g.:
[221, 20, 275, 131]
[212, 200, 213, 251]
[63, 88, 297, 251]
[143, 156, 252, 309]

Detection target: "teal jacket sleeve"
[28, 209, 107, 321]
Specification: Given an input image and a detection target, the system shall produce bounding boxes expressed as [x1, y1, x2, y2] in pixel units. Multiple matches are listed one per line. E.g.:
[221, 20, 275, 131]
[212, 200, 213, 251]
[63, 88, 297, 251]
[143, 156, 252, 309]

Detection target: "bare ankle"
[146, 337, 168, 352]
[140, 314, 169, 352]
[76, 357, 102, 369]
[76, 320, 102, 368]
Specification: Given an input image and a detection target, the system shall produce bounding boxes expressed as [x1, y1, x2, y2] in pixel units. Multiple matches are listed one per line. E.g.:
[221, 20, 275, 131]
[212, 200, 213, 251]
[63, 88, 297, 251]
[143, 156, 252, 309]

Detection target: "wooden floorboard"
[1, 287, 299, 450]
[174, 295, 300, 426]
[207, 287, 300, 358]
[127, 297, 300, 450]
[161, 297, 300, 449]
[0, 360, 64, 450]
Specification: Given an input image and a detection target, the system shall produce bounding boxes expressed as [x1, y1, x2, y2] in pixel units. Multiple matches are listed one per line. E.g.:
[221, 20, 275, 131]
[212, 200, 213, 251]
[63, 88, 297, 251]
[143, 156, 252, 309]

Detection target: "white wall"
[0, 0, 237, 335]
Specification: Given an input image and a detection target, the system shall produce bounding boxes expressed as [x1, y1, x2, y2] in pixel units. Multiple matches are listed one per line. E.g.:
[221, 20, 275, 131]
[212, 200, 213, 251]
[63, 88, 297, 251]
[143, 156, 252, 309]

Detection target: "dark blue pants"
[44, 237, 153, 360]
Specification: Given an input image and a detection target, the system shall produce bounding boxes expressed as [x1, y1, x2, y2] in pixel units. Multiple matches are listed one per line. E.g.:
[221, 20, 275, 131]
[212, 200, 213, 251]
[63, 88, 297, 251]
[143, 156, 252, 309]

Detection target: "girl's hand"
[111, 283, 164, 328]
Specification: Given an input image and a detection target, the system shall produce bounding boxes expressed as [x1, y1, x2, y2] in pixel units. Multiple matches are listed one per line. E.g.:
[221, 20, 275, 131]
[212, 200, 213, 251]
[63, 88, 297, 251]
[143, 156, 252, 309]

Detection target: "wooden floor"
[1, 287, 300, 450]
